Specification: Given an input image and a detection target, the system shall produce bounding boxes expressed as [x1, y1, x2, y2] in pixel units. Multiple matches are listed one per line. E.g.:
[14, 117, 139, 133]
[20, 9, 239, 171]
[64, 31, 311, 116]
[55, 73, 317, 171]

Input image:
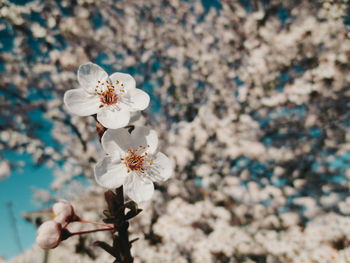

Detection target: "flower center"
[100, 88, 118, 105]
[123, 149, 147, 172]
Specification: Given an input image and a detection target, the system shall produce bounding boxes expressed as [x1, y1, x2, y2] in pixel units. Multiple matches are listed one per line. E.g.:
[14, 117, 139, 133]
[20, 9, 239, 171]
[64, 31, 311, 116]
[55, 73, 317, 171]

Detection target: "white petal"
[124, 174, 154, 203]
[109, 72, 136, 91]
[64, 88, 100, 116]
[36, 221, 61, 249]
[94, 156, 128, 189]
[101, 126, 158, 154]
[101, 128, 129, 156]
[129, 89, 150, 111]
[78, 62, 108, 93]
[52, 200, 74, 224]
[149, 152, 173, 181]
[130, 111, 141, 123]
[97, 107, 130, 129]
[127, 126, 158, 154]
[133, 126, 158, 154]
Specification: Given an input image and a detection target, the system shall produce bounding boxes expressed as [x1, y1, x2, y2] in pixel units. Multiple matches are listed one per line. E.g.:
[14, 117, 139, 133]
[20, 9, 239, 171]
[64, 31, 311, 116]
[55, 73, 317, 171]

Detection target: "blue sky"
[0, 153, 52, 259]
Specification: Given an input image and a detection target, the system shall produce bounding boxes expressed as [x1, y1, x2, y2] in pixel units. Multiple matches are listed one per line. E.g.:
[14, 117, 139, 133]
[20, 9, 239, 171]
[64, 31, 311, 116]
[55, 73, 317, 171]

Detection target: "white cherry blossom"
[64, 62, 150, 129]
[94, 126, 173, 203]
[36, 221, 62, 249]
[52, 200, 76, 224]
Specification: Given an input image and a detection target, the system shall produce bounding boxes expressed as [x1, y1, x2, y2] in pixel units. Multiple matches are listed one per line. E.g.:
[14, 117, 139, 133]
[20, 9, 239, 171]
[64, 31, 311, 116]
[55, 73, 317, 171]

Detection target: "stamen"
[95, 79, 126, 107]
[100, 90, 118, 105]
[123, 147, 150, 172]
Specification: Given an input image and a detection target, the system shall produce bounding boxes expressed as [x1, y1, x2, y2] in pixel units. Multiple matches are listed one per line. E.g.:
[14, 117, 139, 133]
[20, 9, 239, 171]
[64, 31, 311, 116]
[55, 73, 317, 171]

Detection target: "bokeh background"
[0, 0, 350, 262]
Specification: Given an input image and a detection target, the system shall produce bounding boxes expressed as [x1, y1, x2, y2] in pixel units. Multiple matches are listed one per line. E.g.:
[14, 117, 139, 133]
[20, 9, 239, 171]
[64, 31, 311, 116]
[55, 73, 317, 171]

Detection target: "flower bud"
[53, 200, 76, 224]
[36, 221, 62, 249]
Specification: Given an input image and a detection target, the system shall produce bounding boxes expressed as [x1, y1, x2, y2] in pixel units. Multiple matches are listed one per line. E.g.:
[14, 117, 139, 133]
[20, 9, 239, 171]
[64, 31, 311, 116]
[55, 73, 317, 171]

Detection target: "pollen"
[95, 78, 126, 106]
[124, 149, 147, 172]
[99, 88, 118, 105]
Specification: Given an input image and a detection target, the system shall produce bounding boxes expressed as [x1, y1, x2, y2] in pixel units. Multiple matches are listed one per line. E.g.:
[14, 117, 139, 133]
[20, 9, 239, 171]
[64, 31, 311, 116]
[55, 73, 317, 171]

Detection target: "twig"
[71, 227, 114, 236]
[103, 187, 134, 263]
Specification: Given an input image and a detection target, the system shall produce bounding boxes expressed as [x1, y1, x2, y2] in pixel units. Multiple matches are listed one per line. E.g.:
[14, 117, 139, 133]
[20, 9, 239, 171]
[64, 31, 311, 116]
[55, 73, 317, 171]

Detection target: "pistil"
[95, 79, 126, 106]
[124, 149, 146, 172]
[100, 88, 118, 105]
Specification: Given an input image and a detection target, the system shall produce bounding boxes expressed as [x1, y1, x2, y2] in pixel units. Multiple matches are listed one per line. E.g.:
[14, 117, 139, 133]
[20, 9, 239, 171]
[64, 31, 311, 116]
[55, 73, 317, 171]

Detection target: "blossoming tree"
[1, 0, 350, 262]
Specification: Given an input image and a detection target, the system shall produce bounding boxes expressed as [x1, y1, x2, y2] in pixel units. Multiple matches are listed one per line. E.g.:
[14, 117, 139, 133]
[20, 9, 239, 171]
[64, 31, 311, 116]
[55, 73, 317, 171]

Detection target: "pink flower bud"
[53, 200, 76, 224]
[36, 221, 62, 249]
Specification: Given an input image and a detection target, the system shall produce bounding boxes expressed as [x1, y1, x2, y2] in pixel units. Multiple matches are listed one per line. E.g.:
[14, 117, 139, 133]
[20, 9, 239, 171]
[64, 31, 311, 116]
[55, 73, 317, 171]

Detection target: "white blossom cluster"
[2, 0, 350, 262]
[63, 62, 172, 203]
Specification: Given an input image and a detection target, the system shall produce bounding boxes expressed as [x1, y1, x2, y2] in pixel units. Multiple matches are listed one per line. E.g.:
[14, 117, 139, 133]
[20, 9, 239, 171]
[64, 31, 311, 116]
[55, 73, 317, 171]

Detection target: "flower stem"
[102, 186, 134, 262]
[79, 219, 114, 229]
[70, 227, 113, 236]
[115, 186, 134, 263]
[94, 115, 106, 141]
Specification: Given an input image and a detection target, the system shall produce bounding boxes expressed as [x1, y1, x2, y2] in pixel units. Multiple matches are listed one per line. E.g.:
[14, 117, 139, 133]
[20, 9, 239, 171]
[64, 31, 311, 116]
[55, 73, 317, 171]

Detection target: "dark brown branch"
[93, 115, 107, 142]
[102, 187, 134, 263]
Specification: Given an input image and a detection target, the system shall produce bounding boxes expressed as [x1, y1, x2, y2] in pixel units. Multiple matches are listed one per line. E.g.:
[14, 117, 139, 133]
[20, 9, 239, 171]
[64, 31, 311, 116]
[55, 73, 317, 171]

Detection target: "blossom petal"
[101, 126, 158, 155]
[94, 156, 128, 189]
[109, 72, 136, 92]
[78, 62, 108, 93]
[134, 126, 158, 154]
[52, 200, 74, 224]
[64, 88, 100, 116]
[97, 107, 130, 129]
[149, 152, 173, 181]
[124, 174, 154, 203]
[101, 128, 129, 156]
[130, 111, 141, 123]
[36, 221, 61, 249]
[128, 88, 150, 111]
